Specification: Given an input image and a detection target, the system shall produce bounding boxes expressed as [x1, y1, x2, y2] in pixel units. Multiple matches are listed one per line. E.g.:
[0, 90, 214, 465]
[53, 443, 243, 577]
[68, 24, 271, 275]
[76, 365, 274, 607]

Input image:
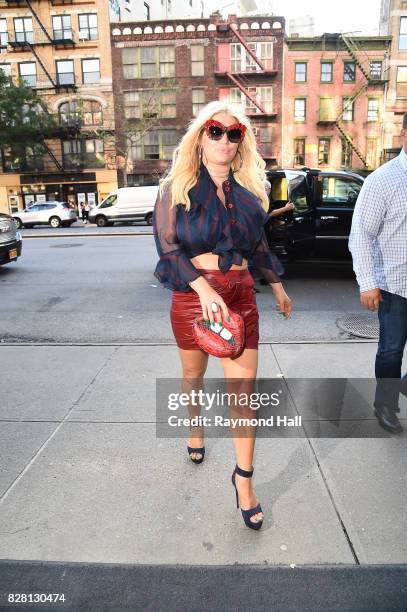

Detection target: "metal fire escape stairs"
[5, 0, 78, 171]
[334, 34, 377, 167]
[223, 24, 269, 115]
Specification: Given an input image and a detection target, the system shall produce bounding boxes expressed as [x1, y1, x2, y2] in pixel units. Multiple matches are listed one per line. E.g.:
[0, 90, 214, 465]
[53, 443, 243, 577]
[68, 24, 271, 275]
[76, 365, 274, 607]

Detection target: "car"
[0, 213, 22, 265]
[12, 201, 78, 229]
[89, 186, 159, 227]
[265, 168, 365, 260]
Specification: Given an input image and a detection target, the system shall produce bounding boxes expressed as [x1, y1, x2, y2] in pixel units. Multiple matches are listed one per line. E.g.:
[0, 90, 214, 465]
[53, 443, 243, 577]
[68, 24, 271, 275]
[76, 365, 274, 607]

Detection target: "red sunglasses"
[203, 119, 246, 144]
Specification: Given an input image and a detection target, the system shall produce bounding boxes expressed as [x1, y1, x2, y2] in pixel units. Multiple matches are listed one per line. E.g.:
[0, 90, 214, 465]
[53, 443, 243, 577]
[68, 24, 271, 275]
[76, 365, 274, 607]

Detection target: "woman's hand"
[272, 283, 292, 319]
[284, 201, 295, 212]
[189, 277, 229, 323]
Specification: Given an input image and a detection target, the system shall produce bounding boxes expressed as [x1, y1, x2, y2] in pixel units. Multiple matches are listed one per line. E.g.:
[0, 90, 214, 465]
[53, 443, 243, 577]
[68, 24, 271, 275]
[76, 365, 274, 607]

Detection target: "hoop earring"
[233, 149, 243, 173]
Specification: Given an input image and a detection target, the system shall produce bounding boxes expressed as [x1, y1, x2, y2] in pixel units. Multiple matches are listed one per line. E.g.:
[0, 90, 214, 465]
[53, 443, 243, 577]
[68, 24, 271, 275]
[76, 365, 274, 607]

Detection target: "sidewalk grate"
[336, 313, 379, 339]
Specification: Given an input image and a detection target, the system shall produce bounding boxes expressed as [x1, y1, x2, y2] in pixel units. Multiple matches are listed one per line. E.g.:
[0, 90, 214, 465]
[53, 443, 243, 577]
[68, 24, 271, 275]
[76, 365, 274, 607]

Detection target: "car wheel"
[145, 213, 153, 226]
[49, 216, 61, 228]
[95, 215, 108, 227]
[14, 218, 23, 229]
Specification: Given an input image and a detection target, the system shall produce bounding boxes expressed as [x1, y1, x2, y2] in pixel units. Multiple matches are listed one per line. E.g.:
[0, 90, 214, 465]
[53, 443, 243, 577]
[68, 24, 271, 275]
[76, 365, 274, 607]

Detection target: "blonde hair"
[159, 100, 269, 211]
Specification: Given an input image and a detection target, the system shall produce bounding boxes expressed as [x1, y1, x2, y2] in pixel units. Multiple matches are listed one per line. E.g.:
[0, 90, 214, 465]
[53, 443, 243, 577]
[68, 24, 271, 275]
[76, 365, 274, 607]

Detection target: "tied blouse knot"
[153, 164, 282, 292]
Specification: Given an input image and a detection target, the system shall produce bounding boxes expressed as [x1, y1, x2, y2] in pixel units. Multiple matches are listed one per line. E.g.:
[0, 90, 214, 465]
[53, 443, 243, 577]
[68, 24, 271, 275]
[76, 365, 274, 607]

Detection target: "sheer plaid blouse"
[153, 164, 281, 292]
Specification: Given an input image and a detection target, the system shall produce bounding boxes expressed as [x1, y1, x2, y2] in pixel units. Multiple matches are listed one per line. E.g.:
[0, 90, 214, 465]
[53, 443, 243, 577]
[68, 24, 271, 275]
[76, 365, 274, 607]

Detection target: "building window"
[342, 97, 354, 121]
[192, 88, 205, 116]
[0, 19, 8, 50]
[122, 49, 138, 79]
[124, 89, 176, 119]
[129, 130, 178, 161]
[59, 100, 102, 126]
[123, 46, 175, 79]
[244, 86, 272, 114]
[14, 17, 34, 44]
[294, 138, 305, 166]
[319, 97, 334, 121]
[52, 15, 72, 40]
[19, 62, 36, 87]
[396, 66, 407, 97]
[295, 62, 307, 82]
[318, 138, 330, 165]
[62, 138, 104, 169]
[2, 145, 44, 172]
[341, 138, 353, 167]
[367, 98, 379, 122]
[344, 61, 356, 82]
[226, 88, 273, 115]
[82, 59, 100, 84]
[294, 98, 306, 121]
[230, 42, 273, 72]
[124, 91, 140, 119]
[160, 89, 176, 117]
[321, 62, 333, 82]
[370, 61, 382, 80]
[144, 2, 150, 20]
[159, 46, 175, 77]
[78, 14, 98, 41]
[366, 138, 377, 168]
[259, 126, 273, 157]
[56, 59, 75, 86]
[140, 47, 156, 78]
[399, 17, 407, 50]
[191, 45, 205, 76]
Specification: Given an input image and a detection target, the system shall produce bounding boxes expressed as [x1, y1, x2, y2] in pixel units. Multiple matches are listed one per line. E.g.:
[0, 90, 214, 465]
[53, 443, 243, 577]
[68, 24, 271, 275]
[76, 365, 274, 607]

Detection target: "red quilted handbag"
[193, 309, 245, 358]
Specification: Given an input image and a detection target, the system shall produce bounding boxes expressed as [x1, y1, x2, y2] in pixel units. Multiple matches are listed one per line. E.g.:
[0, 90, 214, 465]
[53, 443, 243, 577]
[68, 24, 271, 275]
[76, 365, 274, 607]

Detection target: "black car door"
[314, 173, 363, 258]
[266, 170, 315, 258]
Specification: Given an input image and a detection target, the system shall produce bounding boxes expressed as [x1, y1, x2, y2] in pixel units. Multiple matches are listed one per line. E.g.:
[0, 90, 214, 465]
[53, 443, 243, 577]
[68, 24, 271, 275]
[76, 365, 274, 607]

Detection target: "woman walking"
[153, 101, 292, 530]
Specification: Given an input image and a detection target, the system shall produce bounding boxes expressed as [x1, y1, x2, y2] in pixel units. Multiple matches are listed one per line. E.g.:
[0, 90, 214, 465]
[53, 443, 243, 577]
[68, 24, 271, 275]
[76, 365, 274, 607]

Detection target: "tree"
[0, 70, 63, 170]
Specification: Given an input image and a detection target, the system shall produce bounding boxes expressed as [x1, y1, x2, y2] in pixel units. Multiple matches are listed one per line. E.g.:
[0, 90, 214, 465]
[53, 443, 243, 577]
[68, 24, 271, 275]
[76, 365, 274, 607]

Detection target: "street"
[0, 231, 365, 344]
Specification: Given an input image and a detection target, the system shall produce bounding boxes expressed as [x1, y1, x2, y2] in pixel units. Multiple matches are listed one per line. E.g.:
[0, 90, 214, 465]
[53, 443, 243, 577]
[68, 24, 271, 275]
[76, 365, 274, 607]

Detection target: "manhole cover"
[50, 243, 84, 248]
[336, 313, 379, 339]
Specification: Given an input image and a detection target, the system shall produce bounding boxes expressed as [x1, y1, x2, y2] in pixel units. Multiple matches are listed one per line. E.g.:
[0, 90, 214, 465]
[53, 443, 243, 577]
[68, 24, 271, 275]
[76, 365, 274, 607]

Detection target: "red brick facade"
[283, 34, 392, 171]
[110, 14, 285, 186]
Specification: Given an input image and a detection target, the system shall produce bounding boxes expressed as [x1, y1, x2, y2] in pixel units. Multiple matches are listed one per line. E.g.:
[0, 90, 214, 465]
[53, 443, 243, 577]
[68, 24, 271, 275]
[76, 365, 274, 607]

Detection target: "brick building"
[110, 13, 285, 186]
[380, 0, 407, 158]
[0, 0, 117, 215]
[283, 33, 391, 171]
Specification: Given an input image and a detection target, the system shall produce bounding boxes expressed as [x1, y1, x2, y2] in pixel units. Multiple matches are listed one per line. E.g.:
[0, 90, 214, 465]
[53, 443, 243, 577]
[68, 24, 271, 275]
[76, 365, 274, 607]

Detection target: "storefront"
[0, 170, 118, 215]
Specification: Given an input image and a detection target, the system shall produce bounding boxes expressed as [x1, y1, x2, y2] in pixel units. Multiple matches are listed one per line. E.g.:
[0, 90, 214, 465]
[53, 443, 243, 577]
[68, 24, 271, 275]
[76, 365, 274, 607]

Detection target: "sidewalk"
[0, 341, 406, 609]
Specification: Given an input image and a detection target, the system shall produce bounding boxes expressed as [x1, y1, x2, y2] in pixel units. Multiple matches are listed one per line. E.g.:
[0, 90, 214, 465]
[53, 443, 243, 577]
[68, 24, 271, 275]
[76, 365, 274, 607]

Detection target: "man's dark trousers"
[375, 290, 407, 413]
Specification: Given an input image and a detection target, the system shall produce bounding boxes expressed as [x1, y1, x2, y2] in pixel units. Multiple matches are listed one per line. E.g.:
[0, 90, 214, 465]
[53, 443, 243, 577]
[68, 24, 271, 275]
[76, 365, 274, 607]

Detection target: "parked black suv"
[265, 168, 365, 260]
[0, 213, 22, 265]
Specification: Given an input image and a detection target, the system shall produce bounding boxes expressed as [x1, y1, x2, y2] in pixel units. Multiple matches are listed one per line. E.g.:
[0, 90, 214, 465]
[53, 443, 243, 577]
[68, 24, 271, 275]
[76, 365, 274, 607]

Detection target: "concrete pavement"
[0, 341, 406, 564]
[1, 341, 406, 609]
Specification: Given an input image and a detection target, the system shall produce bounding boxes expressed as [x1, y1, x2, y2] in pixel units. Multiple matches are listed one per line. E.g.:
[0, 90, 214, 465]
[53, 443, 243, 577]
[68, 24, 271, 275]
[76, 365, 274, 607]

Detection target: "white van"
[89, 186, 159, 227]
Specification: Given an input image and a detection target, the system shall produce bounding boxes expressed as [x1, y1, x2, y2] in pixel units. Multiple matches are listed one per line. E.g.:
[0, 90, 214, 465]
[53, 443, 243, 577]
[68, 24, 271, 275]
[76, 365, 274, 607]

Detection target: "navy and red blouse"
[153, 163, 282, 292]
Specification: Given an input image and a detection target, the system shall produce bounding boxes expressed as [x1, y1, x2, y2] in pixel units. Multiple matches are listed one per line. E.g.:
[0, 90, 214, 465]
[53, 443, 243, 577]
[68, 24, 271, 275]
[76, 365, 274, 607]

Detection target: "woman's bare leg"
[178, 348, 209, 461]
[220, 348, 263, 524]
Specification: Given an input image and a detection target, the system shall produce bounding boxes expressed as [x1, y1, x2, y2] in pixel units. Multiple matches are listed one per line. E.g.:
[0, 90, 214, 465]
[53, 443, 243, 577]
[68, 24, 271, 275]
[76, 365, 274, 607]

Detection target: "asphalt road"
[0, 232, 368, 344]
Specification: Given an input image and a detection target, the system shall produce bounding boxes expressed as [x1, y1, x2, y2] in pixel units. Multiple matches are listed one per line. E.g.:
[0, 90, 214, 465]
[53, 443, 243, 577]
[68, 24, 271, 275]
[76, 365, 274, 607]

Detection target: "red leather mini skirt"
[170, 268, 259, 352]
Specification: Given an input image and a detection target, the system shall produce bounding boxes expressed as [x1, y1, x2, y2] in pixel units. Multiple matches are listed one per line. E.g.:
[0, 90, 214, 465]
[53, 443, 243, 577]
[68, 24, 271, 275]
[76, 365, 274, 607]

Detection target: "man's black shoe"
[374, 405, 403, 433]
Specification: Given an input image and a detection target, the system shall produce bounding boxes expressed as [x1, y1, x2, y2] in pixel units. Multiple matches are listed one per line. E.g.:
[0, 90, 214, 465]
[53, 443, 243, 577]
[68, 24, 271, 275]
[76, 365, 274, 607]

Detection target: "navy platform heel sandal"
[231, 464, 263, 530]
[187, 445, 205, 464]
[187, 424, 205, 464]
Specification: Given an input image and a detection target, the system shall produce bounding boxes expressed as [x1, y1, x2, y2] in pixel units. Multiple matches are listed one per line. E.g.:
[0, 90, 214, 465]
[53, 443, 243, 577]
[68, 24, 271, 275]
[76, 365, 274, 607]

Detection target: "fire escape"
[215, 21, 277, 117]
[2, 0, 78, 172]
[318, 33, 388, 168]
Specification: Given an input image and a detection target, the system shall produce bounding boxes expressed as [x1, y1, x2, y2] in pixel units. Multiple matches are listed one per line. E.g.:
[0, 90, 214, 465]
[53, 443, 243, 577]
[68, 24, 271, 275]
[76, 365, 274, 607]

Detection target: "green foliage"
[0, 71, 60, 151]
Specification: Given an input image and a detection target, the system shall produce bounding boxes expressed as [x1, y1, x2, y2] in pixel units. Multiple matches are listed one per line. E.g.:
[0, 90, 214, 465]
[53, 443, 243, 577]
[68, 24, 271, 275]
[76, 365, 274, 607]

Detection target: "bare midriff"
[191, 252, 248, 270]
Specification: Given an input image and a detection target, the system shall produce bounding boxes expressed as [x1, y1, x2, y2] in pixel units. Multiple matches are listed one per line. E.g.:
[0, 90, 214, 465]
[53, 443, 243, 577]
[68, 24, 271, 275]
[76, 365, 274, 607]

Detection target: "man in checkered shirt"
[349, 112, 407, 434]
